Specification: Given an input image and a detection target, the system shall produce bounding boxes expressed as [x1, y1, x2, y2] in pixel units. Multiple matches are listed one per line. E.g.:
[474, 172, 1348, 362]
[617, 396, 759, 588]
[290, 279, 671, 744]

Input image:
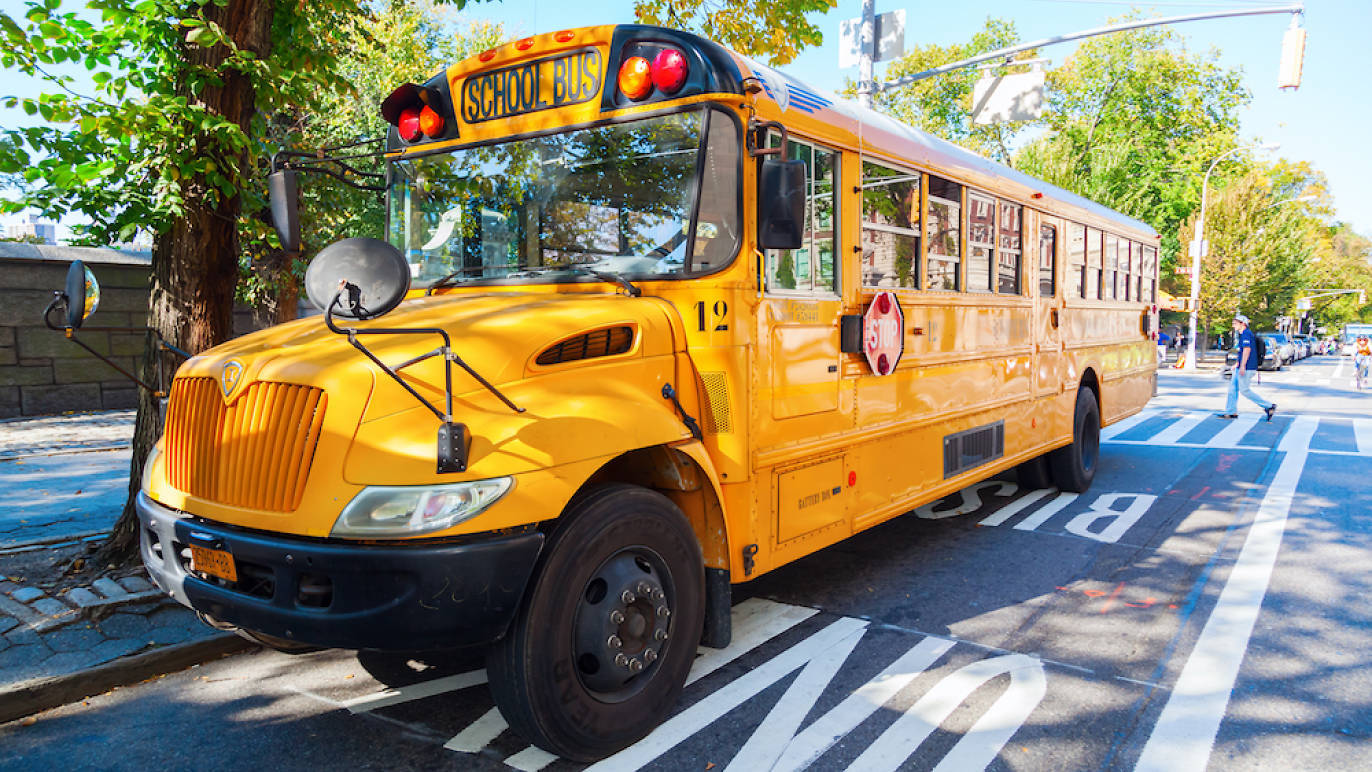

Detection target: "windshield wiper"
[424, 263, 641, 297]
[565, 266, 641, 297]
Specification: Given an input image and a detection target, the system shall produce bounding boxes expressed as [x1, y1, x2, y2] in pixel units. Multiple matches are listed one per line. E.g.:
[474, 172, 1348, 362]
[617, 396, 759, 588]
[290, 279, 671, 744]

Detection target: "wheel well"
[1080, 367, 1101, 413]
[575, 446, 730, 570]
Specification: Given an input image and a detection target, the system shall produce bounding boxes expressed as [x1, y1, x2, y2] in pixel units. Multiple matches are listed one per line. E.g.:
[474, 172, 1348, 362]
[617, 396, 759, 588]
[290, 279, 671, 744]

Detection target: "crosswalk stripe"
[344, 669, 487, 714]
[1354, 419, 1372, 455]
[1208, 414, 1261, 448]
[1148, 413, 1207, 445]
[445, 707, 507, 753]
[978, 487, 1053, 527]
[1101, 408, 1160, 441]
[686, 597, 819, 685]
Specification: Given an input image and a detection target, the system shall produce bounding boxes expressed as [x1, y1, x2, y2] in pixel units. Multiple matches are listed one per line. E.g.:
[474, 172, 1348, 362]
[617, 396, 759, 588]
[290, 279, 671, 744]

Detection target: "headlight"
[331, 477, 513, 538]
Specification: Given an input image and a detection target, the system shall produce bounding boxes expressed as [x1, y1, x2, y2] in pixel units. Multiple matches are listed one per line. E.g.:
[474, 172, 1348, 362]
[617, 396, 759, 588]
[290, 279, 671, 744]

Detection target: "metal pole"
[1184, 143, 1275, 371]
[878, 4, 1304, 92]
[858, 0, 875, 109]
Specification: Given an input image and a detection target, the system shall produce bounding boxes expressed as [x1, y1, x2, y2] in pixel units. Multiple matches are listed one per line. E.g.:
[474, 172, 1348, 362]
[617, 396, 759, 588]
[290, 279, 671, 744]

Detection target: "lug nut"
[608, 635, 622, 649]
[636, 581, 652, 595]
[643, 649, 657, 663]
[657, 605, 670, 617]
[620, 590, 636, 604]
[615, 653, 628, 667]
[629, 658, 644, 673]
[651, 588, 664, 602]
[654, 629, 668, 641]
[609, 610, 626, 624]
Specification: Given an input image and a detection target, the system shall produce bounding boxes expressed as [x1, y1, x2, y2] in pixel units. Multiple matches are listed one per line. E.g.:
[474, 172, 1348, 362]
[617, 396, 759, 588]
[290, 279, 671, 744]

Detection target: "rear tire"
[486, 484, 705, 761]
[1014, 453, 1054, 490]
[1049, 387, 1100, 493]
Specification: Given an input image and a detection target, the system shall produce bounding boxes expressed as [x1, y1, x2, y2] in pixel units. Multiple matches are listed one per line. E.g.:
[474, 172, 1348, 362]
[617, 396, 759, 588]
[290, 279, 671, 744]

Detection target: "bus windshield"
[388, 108, 739, 287]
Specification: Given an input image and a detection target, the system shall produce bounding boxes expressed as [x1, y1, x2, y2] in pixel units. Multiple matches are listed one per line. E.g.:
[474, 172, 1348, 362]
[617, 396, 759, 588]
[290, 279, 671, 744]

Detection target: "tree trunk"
[98, 0, 275, 567]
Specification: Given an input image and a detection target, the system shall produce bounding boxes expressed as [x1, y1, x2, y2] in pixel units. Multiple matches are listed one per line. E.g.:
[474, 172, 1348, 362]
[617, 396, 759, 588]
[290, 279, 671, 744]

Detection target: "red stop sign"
[863, 291, 904, 376]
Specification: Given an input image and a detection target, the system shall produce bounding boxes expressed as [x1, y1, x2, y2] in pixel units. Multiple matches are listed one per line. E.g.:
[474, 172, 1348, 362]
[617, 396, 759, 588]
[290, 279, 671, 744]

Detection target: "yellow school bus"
[133, 24, 1158, 760]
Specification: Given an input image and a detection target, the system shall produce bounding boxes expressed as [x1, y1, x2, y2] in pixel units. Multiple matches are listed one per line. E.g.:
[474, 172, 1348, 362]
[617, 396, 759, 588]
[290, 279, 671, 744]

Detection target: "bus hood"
[159, 291, 695, 530]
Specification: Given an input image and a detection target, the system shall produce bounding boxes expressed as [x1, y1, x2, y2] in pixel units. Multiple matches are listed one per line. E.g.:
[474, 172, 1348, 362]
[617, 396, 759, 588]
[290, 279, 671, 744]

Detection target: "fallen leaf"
[20, 717, 36, 727]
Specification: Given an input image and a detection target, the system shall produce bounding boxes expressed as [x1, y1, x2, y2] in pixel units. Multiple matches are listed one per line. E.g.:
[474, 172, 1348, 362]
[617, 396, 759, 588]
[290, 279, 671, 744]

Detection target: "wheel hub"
[573, 550, 672, 697]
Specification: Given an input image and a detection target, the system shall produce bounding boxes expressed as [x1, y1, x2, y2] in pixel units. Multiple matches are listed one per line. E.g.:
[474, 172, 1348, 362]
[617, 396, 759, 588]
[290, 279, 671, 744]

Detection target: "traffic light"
[1277, 17, 1306, 90]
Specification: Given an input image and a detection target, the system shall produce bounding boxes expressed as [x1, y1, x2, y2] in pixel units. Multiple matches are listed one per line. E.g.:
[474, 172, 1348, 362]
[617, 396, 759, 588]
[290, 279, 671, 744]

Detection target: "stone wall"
[0, 244, 307, 418]
[0, 244, 153, 418]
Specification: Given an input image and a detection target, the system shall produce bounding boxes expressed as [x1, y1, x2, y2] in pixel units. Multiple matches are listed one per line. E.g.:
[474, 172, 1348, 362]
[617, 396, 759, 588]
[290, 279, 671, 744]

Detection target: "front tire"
[486, 484, 705, 761]
[1049, 387, 1100, 493]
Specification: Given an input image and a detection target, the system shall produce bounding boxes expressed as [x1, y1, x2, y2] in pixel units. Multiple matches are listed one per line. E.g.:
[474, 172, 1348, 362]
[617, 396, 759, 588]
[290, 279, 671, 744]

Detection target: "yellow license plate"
[190, 544, 238, 583]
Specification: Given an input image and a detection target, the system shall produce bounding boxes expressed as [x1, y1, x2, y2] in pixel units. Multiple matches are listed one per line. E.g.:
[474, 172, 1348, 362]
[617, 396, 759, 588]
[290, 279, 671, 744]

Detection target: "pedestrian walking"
[1218, 314, 1276, 421]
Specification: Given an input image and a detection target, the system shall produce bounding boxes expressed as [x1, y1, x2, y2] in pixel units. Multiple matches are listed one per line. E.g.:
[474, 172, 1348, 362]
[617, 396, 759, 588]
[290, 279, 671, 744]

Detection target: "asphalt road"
[3, 356, 1369, 771]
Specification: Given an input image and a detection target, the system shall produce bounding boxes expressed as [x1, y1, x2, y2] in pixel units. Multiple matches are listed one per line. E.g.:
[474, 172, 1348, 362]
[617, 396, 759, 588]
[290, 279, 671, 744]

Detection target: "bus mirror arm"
[325, 288, 525, 473]
[42, 276, 190, 398]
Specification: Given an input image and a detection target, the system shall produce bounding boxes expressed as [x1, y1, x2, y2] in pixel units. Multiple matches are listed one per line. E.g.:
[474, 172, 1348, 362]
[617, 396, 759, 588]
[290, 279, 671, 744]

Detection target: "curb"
[0, 633, 254, 724]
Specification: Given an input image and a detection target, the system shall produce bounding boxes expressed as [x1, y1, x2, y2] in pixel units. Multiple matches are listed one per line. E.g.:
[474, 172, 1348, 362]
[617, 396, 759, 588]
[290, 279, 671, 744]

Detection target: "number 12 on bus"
[129, 22, 1160, 762]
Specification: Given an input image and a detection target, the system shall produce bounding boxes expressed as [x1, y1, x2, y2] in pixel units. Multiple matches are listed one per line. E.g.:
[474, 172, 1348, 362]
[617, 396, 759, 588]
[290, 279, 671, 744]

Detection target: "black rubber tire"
[1015, 452, 1054, 490]
[486, 483, 705, 761]
[1049, 387, 1100, 493]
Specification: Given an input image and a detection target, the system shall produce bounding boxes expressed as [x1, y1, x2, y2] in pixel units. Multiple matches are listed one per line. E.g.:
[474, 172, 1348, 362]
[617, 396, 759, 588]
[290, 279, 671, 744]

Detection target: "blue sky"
[2, 0, 1366, 237]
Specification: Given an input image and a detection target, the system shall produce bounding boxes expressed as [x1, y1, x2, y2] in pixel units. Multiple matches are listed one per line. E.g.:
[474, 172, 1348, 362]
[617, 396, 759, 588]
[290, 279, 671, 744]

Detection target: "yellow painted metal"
[143, 23, 1157, 585]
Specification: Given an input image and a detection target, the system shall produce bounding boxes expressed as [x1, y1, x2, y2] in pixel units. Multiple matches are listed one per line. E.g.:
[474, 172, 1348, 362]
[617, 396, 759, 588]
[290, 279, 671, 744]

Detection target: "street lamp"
[1182, 141, 1281, 371]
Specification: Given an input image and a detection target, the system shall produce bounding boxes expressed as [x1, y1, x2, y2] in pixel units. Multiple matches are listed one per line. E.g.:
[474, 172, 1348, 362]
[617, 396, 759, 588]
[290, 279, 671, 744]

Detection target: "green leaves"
[633, 0, 834, 65]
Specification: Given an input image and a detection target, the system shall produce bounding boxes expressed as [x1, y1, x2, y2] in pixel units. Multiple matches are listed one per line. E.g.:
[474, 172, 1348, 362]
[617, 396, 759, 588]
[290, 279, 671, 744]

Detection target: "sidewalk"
[0, 410, 248, 724]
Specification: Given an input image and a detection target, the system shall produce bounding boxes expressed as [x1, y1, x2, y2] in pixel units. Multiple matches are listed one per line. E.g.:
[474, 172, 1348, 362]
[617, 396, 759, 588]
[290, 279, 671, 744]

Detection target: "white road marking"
[1064, 493, 1158, 544]
[585, 618, 870, 772]
[724, 618, 867, 771]
[846, 654, 1048, 772]
[1207, 414, 1260, 448]
[1012, 492, 1079, 532]
[1148, 413, 1208, 445]
[1353, 418, 1372, 456]
[441, 598, 819, 766]
[1101, 408, 1161, 441]
[686, 597, 819, 686]
[1134, 411, 1315, 771]
[915, 481, 1018, 519]
[444, 707, 506, 753]
[502, 747, 559, 772]
[343, 669, 488, 714]
[770, 637, 956, 771]
[978, 487, 1053, 527]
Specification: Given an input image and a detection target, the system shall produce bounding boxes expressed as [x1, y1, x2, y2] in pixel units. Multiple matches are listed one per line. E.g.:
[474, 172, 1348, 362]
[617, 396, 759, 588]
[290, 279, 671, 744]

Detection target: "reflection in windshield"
[387, 110, 737, 285]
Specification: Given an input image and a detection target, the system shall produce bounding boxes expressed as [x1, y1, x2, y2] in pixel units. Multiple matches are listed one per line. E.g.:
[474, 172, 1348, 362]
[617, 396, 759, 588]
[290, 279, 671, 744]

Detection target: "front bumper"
[136, 492, 544, 650]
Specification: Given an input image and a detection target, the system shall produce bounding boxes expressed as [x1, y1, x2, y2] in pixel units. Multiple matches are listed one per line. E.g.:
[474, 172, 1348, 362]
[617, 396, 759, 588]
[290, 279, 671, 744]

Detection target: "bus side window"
[966, 191, 995, 292]
[1121, 240, 1132, 301]
[860, 161, 920, 289]
[1086, 227, 1102, 300]
[997, 201, 1022, 294]
[926, 175, 962, 291]
[1039, 224, 1056, 298]
[1103, 233, 1118, 301]
[1067, 223, 1086, 299]
[765, 137, 838, 295]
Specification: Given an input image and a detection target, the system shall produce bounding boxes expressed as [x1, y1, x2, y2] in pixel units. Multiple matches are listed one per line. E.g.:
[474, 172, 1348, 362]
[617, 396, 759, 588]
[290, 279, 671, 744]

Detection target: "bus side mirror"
[269, 169, 302, 253]
[757, 158, 806, 250]
[64, 260, 100, 330]
[305, 237, 411, 319]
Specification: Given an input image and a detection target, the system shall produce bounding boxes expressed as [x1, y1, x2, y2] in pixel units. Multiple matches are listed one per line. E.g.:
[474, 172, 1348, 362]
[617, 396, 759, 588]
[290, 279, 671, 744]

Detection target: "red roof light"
[398, 107, 422, 142]
[651, 48, 688, 94]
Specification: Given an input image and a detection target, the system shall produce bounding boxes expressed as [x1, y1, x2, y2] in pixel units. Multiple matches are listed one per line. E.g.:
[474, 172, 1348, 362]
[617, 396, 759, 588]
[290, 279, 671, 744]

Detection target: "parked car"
[1224, 333, 1283, 376]
[1292, 334, 1313, 359]
[1264, 332, 1296, 365]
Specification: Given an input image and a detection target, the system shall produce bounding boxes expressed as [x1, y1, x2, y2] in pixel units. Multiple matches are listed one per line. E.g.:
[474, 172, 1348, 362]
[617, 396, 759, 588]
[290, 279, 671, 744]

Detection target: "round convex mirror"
[64, 260, 101, 329]
[304, 238, 411, 320]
